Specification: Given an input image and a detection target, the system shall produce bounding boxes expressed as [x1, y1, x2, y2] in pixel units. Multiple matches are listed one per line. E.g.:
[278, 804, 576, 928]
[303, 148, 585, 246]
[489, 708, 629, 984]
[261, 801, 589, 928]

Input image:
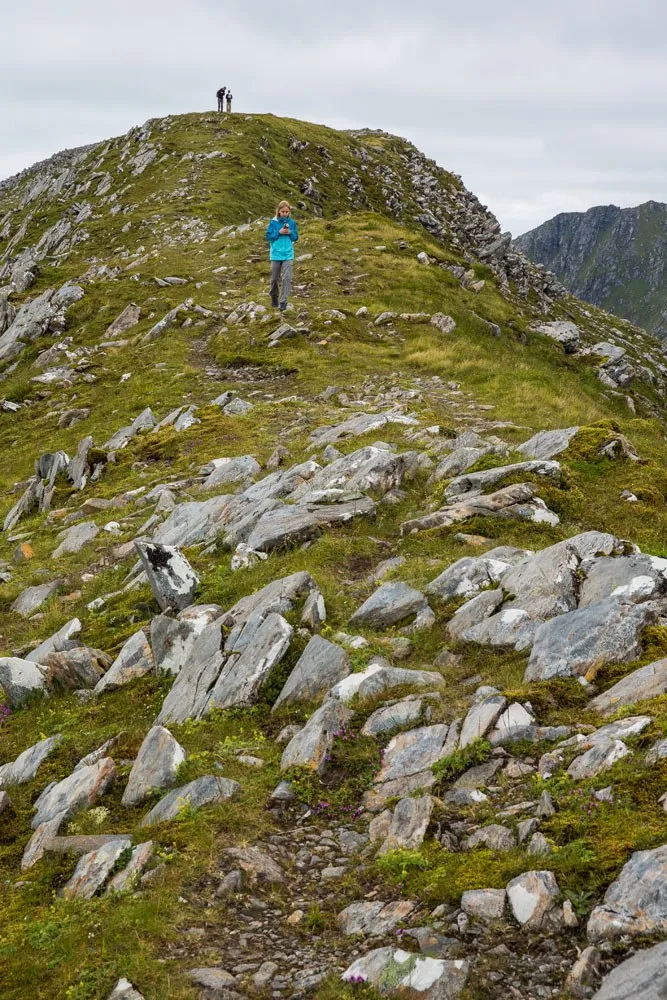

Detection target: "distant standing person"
[216, 86, 226, 112]
[265, 201, 299, 311]
[226, 91, 233, 112]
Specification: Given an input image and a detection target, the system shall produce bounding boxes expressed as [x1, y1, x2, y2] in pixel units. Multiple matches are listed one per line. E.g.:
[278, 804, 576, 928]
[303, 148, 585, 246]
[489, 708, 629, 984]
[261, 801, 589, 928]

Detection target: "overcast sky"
[3, 0, 666, 236]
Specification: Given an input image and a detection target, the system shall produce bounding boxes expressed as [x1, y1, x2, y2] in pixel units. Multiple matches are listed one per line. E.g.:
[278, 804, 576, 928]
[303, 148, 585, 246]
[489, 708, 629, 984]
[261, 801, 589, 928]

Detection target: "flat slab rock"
[11, 580, 60, 617]
[60, 838, 131, 900]
[140, 774, 239, 826]
[280, 699, 354, 774]
[0, 733, 62, 788]
[525, 597, 659, 681]
[591, 940, 667, 1000]
[588, 844, 667, 941]
[338, 899, 416, 936]
[272, 634, 350, 711]
[349, 581, 428, 629]
[588, 656, 667, 715]
[223, 845, 284, 883]
[134, 541, 200, 612]
[361, 697, 428, 737]
[94, 629, 154, 694]
[365, 723, 457, 811]
[32, 757, 117, 829]
[378, 795, 434, 854]
[342, 948, 469, 997]
[461, 888, 507, 923]
[517, 427, 579, 460]
[328, 659, 441, 705]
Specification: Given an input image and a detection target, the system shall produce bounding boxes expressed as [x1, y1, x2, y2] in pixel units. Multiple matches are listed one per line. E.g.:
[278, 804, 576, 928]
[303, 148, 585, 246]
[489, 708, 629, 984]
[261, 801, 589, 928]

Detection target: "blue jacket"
[266, 216, 299, 261]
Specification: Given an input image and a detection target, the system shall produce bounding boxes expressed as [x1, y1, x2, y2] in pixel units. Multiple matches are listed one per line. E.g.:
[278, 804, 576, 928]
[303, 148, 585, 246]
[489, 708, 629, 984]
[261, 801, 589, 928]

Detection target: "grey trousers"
[270, 259, 293, 305]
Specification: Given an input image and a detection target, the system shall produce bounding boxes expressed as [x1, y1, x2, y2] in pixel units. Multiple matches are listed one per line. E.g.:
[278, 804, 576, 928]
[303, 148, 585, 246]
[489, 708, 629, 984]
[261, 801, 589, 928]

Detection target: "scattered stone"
[32, 757, 117, 829]
[567, 739, 631, 780]
[565, 946, 601, 994]
[106, 841, 154, 893]
[517, 427, 579, 460]
[280, 700, 353, 774]
[379, 796, 434, 854]
[189, 968, 236, 991]
[121, 726, 186, 807]
[140, 775, 240, 826]
[60, 838, 131, 899]
[588, 657, 667, 715]
[107, 978, 145, 1000]
[361, 697, 428, 737]
[506, 870, 561, 930]
[134, 541, 200, 612]
[273, 635, 349, 711]
[460, 888, 506, 923]
[342, 948, 469, 997]
[94, 629, 154, 693]
[52, 520, 99, 558]
[463, 824, 516, 852]
[587, 844, 667, 941]
[0, 734, 62, 788]
[459, 693, 506, 747]
[223, 845, 284, 884]
[338, 899, 416, 936]
[590, 940, 667, 999]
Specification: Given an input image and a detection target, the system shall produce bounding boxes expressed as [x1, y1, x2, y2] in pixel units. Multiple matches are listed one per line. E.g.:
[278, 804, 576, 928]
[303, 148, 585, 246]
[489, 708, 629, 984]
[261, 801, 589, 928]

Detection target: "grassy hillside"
[0, 113, 667, 1000]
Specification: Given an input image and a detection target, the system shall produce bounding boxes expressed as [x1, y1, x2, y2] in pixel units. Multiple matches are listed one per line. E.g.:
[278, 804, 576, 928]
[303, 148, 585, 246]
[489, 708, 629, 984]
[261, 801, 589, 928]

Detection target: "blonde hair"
[276, 200, 291, 215]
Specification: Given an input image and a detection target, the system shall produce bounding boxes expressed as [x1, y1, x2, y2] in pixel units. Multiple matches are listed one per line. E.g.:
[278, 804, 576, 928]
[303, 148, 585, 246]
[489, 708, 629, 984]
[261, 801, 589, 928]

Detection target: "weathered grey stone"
[0, 283, 83, 363]
[591, 940, 667, 1000]
[532, 320, 581, 353]
[11, 580, 59, 617]
[460, 888, 506, 923]
[342, 948, 469, 996]
[156, 621, 224, 724]
[301, 587, 326, 630]
[0, 734, 62, 788]
[378, 795, 434, 854]
[525, 597, 658, 681]
[589, 658, 667, 715]
[244, 496, 376, 553]
[646, 737, 667, 765]
[453, 758, 504, 789]
[205, 612, 292, 711]
[488, 703, 536, 743]
[220, 571, 316, 628]
[328, 660, 441, 705]
[444, 460, 562, 500]
[517, 427, 579, 460]
[43, 646, 110, 690]
[527, 832, 553, 856]
[153, 491, 280, 549]
[459, 694, 506, 748]
[365, 724, 456, 810]
[463, 824, 516, 852]
[106, 841, 154, 894]
[189, 968, 236, 992]
[150, 605, 220, 676]
[52, 520, 99, 558]
[500, 539, 580, 620]
[447, 589, 504, 640]
[401, 483, 559, 535]
[588, 844, 667, 941]
[0, 657, 49, 707]
[134, 541, 200, 612]
[506, 870, 561, 930]
[68, 435, 94, 491]
[565, 946, 601, 994]
[26, 617, 81, 663]
[280, 699, 353, 774]
[94, 629, 154, 693]
[121, 726, 186, 807]
[32, 757, 117, 829]
[106, 303, 141, 338]
[60, 838, 131, 899]
[580, 554, 667, 608]
[361, 698, 428, 737]
[349, 582, 428, 629]
[107, 978, 145, 1000]
[290, 446, 421, 503]
[567, 738, 631, 781]
[338, 899, 416, 936]
[430, 446, 492, 482]
[140, 775, 239, 826]
[199, 455, 261, 492]
[272, 635, 350, 711]
[310, 410, 418, 446]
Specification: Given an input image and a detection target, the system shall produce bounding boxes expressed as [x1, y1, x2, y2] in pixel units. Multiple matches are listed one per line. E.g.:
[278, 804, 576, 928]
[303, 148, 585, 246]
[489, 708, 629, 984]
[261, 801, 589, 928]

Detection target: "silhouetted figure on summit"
[216, 86, 226, 112]
[226, 91, 233, 113]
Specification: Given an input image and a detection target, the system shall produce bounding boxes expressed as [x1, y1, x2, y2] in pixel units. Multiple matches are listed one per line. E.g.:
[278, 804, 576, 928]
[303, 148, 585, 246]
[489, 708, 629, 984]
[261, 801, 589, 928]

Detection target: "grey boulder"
[280, 699, 353, 774]
[517, 427, 579, 460]
[32, 757, 117, 829]
[349, 581, 428, 629]
[121, 726, 186, 807]
[60, 838, 131, 900]
[94, 629, 154, 693]
[588, 844, 667, 942]
[588, 657, 667, 715]
[272, 635, 350, 711]
[140, 775, 240, 826]
[134, 540, 200, 612]
[342, 948, 469, 996]
[0, 734, 62, 788]
[591, 940, 667, 1000]
[52, 520, 99, 558]
[506, 870, 561, 930]
[525, 597, 658, 681]
[199, 455, 261, 492]
[11, 581, 60, 617]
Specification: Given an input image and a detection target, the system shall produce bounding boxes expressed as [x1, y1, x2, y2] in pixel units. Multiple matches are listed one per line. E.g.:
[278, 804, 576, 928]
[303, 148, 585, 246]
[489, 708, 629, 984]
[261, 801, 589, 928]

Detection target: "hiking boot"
[279, 303, 287, 312]
[271, 298, 279, 309]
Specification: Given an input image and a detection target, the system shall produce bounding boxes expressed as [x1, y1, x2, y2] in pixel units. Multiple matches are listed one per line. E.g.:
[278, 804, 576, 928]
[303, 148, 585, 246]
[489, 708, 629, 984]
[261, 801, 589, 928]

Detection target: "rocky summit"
[2, 111, 667, 1000]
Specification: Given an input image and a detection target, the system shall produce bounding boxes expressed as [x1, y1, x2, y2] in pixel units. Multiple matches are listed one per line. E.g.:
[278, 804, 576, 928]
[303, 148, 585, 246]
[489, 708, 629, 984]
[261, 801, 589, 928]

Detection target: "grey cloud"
[3, 0, 667, 234]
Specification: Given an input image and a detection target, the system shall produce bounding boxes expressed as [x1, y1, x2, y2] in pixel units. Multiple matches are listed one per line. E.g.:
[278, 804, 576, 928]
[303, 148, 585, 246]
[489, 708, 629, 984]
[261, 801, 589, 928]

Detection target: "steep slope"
[514, 200, 667, 337]
[0, 113, 667, 1000]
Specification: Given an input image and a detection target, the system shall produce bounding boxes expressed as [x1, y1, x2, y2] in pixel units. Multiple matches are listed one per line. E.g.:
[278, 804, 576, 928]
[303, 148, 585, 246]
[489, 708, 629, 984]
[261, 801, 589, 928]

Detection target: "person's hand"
[280, 225, 290, 234]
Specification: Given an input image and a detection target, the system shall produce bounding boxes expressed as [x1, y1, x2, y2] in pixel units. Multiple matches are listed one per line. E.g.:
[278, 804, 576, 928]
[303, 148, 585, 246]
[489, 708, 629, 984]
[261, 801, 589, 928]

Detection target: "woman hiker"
[265, 200, 299, 311]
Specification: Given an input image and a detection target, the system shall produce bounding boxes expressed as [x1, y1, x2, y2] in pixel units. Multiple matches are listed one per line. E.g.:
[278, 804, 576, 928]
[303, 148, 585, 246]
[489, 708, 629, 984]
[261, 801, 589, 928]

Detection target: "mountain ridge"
[0, 111, 667, 1000]
[514, 199, 667, 337]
